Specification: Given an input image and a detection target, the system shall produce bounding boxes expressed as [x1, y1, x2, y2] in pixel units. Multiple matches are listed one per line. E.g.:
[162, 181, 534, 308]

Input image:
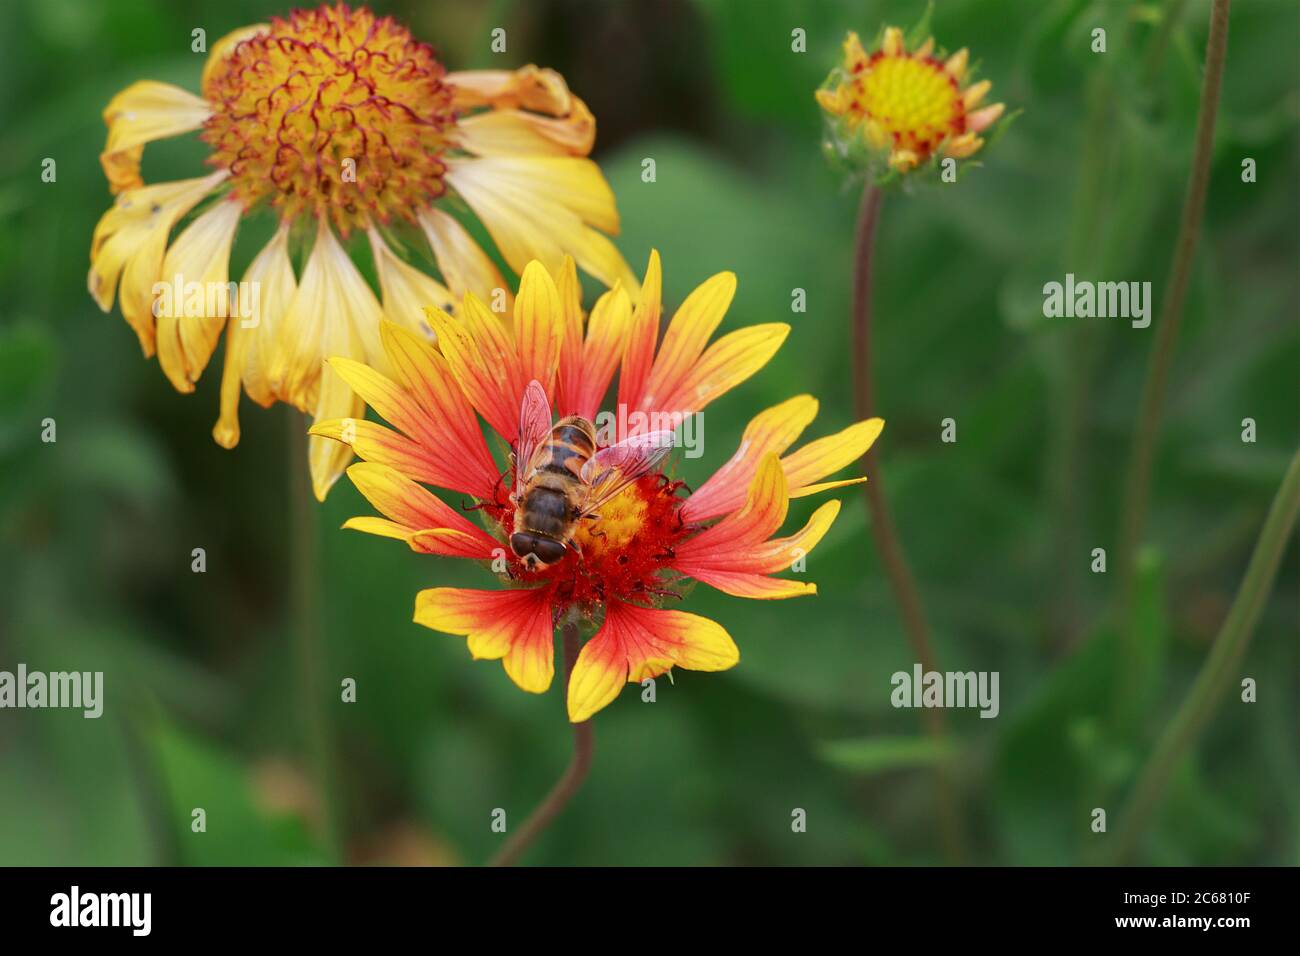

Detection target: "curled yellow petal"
[100, 81, 212, 193]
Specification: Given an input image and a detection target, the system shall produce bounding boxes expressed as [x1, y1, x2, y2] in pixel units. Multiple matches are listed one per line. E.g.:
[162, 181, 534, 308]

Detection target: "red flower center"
[488, 473, 691, 613]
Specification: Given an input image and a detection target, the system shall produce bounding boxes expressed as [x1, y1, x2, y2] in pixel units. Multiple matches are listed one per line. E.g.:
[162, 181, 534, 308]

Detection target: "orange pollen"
[200, 4, 454, 235]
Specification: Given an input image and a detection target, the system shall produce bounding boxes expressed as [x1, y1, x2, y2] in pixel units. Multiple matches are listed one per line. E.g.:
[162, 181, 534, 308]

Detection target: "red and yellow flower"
[313, 252, 884, 721]
[88, 3, 634, 499]
[816, 26, 1006, 175]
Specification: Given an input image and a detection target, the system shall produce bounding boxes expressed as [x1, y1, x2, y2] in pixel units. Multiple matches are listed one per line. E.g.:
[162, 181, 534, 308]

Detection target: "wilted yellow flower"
[88, 3, 635, 499]
[816, 26, 1006, 176]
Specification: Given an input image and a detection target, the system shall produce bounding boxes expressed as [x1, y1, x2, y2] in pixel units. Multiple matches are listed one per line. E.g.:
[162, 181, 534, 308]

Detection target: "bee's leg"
[498, 469, 515, 506]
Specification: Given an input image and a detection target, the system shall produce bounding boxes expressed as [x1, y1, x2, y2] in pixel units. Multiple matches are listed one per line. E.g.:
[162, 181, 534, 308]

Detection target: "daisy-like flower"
[816, 26, 1006, 176]
[312, 252, 884, 721]
[88, 3, 635, 499]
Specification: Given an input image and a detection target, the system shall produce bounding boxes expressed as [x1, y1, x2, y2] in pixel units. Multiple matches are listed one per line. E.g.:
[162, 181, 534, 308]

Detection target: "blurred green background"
[1, 0, 1296, 866]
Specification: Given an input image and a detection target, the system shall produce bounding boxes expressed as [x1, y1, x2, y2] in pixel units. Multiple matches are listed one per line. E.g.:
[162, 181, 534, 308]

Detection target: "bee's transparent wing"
[579, 430, 677, 514]
[515, 380, 552, 478]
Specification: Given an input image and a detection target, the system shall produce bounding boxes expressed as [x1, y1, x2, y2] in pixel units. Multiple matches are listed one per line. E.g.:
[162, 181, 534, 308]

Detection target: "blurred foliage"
[0, 0, 1296, 866]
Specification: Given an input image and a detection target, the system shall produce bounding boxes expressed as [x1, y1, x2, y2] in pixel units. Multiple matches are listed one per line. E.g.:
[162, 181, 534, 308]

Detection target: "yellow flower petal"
[272, 219, 382, 412]
[368, 229, 455, 335]
[618, 249, 663, 411]
[943, 132, 984, 159]
[514, 260, 565, 396]
[454, 101, 595, 156]
[309, 362, 365, 502]
[842, 31, 868, 71]
[963, 79, 992, 109]
[446, 156, 637, 293]
[945, 48, 969, 80]
[154, 198, 242, 393]
[416, 206, 510, 305]
[882, 26, 905, 56]
[414, 586, 556, 694]
[642, 270, 737, 407]
[659, 323, 790, 415]
[88, 172, 227, 355]
[780, 417, 883, 492]
[683, 395, 819, 522]
[567, 601, 738, 722]
[234, 222, 297, 410]
[444, 65, 575, 115]
[100, 81, 212, 193]
[889, 148, 920, 172]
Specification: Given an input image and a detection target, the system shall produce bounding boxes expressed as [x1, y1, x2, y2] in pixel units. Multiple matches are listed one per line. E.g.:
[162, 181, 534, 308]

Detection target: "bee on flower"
[313, 252, 884, 722]
[816, 25, 1008, 180]
[87, 3, 635, 499]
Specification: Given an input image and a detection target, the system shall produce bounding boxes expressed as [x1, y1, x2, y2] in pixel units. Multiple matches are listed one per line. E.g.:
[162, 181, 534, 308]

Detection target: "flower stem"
[287, 408, 344, 860]
[488, 620, 594, 866]
[1110, 446, 1300, 863]
[852, 183, 967, 864]
[1116, 0, 1231, 614]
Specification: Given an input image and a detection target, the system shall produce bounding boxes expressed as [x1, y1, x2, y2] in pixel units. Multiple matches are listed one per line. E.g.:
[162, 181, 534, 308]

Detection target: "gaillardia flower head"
[88, 3, 635, 498]
[816, 26, 1006, 178]
[313, 252, 884, 721]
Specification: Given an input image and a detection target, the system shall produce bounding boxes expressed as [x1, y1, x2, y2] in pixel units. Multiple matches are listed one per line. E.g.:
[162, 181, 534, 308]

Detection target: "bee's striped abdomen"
[538, 418, 595, 478]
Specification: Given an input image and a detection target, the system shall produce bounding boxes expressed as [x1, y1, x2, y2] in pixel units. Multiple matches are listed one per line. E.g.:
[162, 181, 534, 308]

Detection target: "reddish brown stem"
[853, 183, 967, 864]
[487, 621, 593, 866]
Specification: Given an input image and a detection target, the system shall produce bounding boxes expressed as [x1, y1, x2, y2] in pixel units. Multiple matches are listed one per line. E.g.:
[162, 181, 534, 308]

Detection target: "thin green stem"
[852, 182, 967, 864]
[1110, 446, 1300, 863]
[1116, 0, 1231, 613]
[288, 407, 344, 860]
[488, 621, 593, 867]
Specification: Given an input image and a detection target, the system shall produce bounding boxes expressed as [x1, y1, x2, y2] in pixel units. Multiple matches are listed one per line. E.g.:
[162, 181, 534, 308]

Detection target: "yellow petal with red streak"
[618, 249, 662, 411]
[683, 394, 818, 522]
[346, 461, 494, 546]
[570, 284, 630, 421]
[513, 259, 564, 396]
[680, 569, 818, 601]
[566, 601, 738, 722]
[408, 528, 500, 560]
[423, 304, 517, 441]
[675, 454, 789, 560]
[660, 323, 789, 414]
[414, 587, 555, 693]
[377, 321, 500, 500]
[642, 270, 736, 407]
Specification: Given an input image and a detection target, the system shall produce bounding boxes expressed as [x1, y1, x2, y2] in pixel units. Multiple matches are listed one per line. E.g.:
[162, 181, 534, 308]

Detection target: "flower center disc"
[201, 5, 454, 234]
[506, 474, 687, 611]
[856, 53, 964, 158]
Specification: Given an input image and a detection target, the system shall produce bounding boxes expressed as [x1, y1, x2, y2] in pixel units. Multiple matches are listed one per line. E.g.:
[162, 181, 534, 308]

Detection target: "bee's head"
[510, 532, 567, 570]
